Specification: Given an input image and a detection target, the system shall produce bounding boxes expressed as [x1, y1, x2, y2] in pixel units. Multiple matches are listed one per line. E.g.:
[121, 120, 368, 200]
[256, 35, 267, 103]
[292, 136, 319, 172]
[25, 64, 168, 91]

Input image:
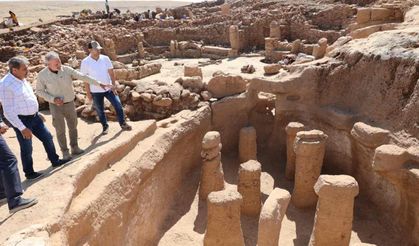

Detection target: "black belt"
[18, 112, 38, 119]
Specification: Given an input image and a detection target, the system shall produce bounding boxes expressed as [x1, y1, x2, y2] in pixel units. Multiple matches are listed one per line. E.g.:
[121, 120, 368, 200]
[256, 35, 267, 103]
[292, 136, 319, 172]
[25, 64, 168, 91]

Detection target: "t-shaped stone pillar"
[200, 131, 225, 200]
[239, 126, 257, 163]
[204, 189, 245, 246]
[270, 21, 281, 39]
[285, 122, 305, 180]
[238, 160, 262, 216]
[258, 188, 291, 246]
[291, 130, 328, 208]
[309, 175, 359, 246]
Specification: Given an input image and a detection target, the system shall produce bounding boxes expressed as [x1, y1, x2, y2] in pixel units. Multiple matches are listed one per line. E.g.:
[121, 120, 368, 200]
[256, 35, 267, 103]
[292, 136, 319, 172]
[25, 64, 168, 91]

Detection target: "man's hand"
[99, 83, 110, 90]
[54, 97, 64, 106]
[0, 123, 8, 135]
[39, 113, 46, 122]
[21, 128, 32, 140]
[111, 81, 119, 94]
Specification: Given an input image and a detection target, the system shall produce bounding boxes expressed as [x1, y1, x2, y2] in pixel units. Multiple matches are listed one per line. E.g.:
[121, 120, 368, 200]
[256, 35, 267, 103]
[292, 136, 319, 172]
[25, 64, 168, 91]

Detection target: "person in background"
[81, 41, 132, 135]
[9, 11, 19, 26]
[0, 56, 68, 180]
[36, 51, 111, 160]
[0, 114, 38, 213]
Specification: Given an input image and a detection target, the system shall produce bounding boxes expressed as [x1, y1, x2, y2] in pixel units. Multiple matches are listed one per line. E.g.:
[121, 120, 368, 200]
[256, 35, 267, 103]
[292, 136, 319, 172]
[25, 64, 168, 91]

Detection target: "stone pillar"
[312, 38, 328, 59]
[258, 188, 291, 246]
[291, 130, 328, 208]
[239, 126, 257, 163]
[229, 25, 240, 57]
[221, 3, 230, 16]
[291, 39, 301, 54]
[238, 160, 261, 216]
[170, 40, 178, 57]
[137, 41, 145, 58]
[204, 189, 245, 246]
[309, 175, 359, 246]
[285, 122, 305, 180]
[103, 38, 117, 61]
[270, 21, 281, 39]
[265, 37, 277, 61]
[200, 131, 225, 200]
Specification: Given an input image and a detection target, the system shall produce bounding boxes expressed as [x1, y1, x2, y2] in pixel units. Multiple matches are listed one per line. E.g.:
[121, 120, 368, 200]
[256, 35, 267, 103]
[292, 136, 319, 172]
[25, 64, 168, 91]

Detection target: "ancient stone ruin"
[0, 0, 418, 245]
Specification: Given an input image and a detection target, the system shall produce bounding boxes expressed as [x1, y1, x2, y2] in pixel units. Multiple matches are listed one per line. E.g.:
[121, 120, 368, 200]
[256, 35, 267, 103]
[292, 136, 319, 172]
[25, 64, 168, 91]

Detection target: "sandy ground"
[0, 1, 192, 26]
[158, 152, 402, 246]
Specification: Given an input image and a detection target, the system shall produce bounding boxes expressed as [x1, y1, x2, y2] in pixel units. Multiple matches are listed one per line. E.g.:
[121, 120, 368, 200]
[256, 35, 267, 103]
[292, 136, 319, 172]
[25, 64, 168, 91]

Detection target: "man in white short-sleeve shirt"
[80, 41, 132, 134]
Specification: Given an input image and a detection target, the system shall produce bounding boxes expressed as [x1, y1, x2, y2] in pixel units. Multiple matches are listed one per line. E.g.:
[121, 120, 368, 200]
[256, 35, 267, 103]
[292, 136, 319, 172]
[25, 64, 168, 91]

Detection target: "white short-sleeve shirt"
[80, 54, 113, 93]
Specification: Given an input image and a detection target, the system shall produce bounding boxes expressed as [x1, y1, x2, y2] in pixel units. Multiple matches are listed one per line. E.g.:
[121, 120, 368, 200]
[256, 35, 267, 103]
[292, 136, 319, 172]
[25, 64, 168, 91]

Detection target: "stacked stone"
[204, 189, 244, 246]
[199, 131, 225, 200]
[291, 130, 328, 208]
[309, 175, 359, 246]
[258, 188, 291, 246]
[238, 160, 262, 216]
[239, 126, 257, 163]
[285, 122, 305, 180]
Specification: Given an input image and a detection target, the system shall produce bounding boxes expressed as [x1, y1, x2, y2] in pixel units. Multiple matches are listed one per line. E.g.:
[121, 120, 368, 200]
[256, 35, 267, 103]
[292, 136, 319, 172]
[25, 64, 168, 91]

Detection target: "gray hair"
[8, 56, 29, 71]
[44, 51, 61, 64]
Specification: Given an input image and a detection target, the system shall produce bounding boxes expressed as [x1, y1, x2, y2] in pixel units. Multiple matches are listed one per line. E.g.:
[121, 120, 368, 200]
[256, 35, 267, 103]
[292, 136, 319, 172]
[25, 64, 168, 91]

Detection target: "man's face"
[90, 48, 101, 56]
[12, 63, 28, 80]
[48, 58, 61, 71]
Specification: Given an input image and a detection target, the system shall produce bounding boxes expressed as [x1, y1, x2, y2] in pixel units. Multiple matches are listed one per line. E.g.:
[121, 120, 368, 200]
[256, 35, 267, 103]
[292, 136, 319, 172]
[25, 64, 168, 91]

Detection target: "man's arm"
[35, 73, 56, 103]
[0, 85, 26, 131]
[66, 66, 102, 87]
[106, 57, 118, 92]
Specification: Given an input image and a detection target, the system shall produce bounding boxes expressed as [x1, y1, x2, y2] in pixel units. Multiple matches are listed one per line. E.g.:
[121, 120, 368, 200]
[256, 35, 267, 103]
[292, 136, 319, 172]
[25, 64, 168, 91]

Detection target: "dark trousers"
[13, 113, 59, 176]
[0, 136, 23, 209]
[92, 90, 125, 127]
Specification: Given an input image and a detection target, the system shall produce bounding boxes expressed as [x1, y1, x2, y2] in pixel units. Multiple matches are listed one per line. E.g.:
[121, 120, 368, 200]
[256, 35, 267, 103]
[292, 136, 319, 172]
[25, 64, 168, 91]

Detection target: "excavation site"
[0, 0, 418, 245]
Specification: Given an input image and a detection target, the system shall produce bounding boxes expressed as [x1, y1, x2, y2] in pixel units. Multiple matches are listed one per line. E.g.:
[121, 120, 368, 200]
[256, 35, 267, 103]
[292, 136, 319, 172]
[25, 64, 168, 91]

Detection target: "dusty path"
[0, 112, 156, 241]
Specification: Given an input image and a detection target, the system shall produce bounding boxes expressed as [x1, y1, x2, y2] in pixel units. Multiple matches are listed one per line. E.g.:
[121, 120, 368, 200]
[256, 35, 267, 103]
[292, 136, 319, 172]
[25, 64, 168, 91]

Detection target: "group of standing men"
[0, 41, 132, 213]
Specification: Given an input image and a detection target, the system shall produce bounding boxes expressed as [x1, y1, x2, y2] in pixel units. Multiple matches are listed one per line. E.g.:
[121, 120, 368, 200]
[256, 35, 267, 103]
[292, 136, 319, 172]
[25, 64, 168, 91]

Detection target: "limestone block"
[207, 75, 247, 98]
[184, 65, 203, 78]
[264, 64, 281, 75]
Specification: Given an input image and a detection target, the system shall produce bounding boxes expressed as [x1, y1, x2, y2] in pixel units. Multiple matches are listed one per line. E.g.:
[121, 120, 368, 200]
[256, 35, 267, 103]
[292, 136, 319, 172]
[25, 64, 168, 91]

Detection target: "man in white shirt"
[81, 41, 132, 134]
[0, 56, 68, 180]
